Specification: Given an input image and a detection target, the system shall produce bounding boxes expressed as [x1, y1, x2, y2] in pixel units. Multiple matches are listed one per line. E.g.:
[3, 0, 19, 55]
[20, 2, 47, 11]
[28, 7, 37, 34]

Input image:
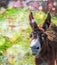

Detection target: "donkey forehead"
[32, 31, 40, 36]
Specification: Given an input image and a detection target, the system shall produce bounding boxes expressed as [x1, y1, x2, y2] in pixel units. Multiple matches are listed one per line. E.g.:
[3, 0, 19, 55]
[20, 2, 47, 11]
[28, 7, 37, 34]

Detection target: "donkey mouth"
[30, 48, 40, 56]
[32, 52, 36, 55]
[31, 51, 38, 56]
[30, 47, 41, 56]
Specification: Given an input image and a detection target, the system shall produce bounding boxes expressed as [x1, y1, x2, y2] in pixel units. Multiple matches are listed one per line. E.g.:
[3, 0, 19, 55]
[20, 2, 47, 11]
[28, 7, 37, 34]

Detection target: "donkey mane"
[39, 23, 57, 42]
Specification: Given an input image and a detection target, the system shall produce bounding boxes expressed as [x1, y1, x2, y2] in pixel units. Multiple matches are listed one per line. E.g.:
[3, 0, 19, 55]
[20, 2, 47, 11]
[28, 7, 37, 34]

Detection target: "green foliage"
[0, 35, 12, 54]
[52, 16, 57, 25]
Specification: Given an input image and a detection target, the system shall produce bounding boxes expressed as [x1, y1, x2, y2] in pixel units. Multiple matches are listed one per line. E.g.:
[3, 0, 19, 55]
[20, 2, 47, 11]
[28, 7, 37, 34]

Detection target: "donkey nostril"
[30, 46, 39, 49]
[36, 47, 39, 49]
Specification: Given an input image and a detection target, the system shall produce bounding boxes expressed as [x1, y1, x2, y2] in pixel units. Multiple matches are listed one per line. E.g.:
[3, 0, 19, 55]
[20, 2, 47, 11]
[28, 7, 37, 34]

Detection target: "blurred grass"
[52, 16, 57, 24]
[0, 8, 57, 24]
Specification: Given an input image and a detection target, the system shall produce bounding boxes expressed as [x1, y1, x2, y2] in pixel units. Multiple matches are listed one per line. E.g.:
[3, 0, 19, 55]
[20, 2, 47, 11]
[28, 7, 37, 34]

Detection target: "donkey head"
[29, 12, 51, 56]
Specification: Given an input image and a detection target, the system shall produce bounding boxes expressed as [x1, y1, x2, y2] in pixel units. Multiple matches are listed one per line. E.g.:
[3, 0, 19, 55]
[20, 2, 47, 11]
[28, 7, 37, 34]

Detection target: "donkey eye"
[42, 36, 45, 40]
[41, 33, 47, 41]
[41, 33, 44, 36]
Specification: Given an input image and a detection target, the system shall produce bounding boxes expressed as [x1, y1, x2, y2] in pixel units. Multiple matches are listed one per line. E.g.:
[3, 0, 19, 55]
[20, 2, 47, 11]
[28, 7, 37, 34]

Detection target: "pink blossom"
[8, 0, 24, 8]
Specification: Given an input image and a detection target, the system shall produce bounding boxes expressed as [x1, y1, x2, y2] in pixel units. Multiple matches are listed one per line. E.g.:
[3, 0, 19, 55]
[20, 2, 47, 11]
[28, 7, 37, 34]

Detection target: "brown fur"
[35, 23, 57, 65]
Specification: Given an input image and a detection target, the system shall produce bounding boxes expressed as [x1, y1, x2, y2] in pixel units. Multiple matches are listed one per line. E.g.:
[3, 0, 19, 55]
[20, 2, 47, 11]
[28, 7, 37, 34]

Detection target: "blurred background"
[0, 0, 57, 65]
[0, 0, 57, 15]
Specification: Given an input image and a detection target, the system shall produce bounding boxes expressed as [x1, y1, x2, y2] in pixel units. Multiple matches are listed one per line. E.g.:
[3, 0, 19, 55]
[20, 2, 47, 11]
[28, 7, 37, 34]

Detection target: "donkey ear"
[42, 12, 51, 31]
[29, 12, 40, 31]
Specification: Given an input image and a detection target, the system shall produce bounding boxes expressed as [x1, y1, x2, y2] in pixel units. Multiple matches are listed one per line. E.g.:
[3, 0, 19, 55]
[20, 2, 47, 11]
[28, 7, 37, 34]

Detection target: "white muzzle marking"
[30, 39, 41, 56]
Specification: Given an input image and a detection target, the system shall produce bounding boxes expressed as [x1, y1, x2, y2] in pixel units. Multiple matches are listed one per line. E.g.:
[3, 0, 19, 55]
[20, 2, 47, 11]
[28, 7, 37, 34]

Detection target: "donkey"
[29, 12, 57, 65]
